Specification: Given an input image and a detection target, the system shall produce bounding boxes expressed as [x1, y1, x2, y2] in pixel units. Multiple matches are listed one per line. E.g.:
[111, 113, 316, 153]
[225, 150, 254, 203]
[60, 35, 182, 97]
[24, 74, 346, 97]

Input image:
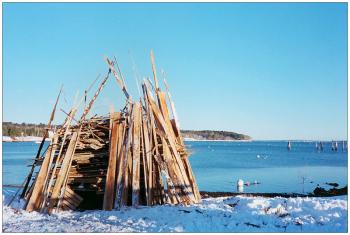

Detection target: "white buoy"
[237, 179, 245, 192]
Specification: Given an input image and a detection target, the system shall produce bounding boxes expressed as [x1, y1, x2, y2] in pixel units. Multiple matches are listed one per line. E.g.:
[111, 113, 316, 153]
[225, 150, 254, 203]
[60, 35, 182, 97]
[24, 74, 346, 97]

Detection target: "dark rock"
[312, 186, 347, 197]
[325, 182, 339, 187]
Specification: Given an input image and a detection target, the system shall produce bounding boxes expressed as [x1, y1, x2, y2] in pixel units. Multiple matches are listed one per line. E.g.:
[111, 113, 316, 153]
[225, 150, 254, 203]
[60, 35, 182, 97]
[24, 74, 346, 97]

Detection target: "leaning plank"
[156, 139, 182, 204]
[141, 116, 150, 205]
[48, 131, 79, 213]
[182, 154, 201, 203]
[114, 105, 133, 209]
[144, 87, 196, 203]
[150, 50, 160, 90]
[103, 112, 121, 210]
[131, 102, 141, 206]
[60, 186, 83, 211]
[41, 108, 78, 212]
[163, 77, 180, 134]
[21, 86, 62, 199]
[26, 136, 57, 212]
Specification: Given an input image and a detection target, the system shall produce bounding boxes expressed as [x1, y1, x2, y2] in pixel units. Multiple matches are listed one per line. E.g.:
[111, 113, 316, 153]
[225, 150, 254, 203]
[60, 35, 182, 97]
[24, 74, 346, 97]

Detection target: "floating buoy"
[237, 179, 244, 187]
[237, 180, 244, 193]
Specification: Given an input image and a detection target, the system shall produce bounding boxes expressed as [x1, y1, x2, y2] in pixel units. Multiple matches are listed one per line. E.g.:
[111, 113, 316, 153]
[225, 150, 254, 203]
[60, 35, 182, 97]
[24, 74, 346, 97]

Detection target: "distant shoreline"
[2, 136, 49, 142]
[4, 136, 251, 143]
[184, 138, 252, 142]
[3, 136, 346, 143]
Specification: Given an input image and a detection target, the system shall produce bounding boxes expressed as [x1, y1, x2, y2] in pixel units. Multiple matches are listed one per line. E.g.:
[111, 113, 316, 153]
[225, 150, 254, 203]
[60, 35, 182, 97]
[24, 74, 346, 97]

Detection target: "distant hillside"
[3, 122, 251, 140]
[181, 130, 251, 141]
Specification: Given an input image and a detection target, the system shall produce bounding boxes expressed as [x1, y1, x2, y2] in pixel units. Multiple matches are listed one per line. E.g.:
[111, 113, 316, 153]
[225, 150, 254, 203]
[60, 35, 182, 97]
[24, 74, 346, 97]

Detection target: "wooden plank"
[131, 102, 141, 206]
[155, 164, 164, 205]
[61, 199, 75, 210]
[160, 137, 182, 204]
[62, 195, 78, 208]
[141, 93, 155, 205]
[65, 187, 83, 202]
[169, 120, 201, 202]
[123, 149, 132, 206]
[162, 77, 201, 203]
[115, 121, 125, 183]
[163, 77, 180, 134]
[26, 137, 57, 212]
[103, 112, 121, 210]
[144, 88, 196, 203]
[170, 121, 201, 203]
[153, 147, 180, 204]
[141, 116, 150, 205]
[48, 131, 79, 213]
[114, 105, 133, 209]
[105, 57, 131, 100]
[21, 86, 63, 199]
[148, 107, 159, 205]
[157, 91, 179, 147]
[41, 108, 78, 212]
[60, 203, 71, 211]
[150, 50, 159, 90]
[182, 156, 201, 203]
[63, 193, 82, 207]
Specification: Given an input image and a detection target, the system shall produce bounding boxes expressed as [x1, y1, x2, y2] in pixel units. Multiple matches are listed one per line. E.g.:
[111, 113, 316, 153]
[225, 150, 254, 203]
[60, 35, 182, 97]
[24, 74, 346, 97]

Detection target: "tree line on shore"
[181, 130, 251, 140]
[3, 122, 251, 140]
[3, 122, 51, 137]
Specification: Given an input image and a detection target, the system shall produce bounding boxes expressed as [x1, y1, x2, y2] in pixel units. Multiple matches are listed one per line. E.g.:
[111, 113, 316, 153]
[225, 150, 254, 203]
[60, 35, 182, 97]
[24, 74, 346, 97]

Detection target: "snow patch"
[2, 192, 347, 232]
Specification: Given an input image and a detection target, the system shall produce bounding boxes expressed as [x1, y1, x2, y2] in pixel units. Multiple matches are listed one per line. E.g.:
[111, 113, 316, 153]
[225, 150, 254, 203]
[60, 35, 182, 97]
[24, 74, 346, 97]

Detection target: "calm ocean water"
[2, 141, 348, 194]
[186, 140, 347, 193]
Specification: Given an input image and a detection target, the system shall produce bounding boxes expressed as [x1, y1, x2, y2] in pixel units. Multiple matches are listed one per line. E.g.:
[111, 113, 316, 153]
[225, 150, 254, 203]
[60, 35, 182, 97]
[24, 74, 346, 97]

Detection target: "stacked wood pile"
[21, 51, 201, 213]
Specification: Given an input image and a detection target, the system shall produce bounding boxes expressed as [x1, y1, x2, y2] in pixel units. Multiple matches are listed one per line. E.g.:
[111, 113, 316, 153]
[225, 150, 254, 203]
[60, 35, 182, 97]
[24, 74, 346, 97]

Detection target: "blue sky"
[3, 3, 347, 140]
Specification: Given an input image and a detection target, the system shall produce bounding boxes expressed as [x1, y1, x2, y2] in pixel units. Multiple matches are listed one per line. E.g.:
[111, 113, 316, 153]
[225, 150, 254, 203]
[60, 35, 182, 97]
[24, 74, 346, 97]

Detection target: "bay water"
[2, 140, 347, 194]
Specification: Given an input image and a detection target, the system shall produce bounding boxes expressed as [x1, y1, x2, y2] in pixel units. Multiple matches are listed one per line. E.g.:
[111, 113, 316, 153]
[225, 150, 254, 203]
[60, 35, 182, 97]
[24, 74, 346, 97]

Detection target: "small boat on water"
[320, 142, 323, 151]
[334, 141, 338, 151]
[287, 141, 291, 151]
[316, 142, 324, 151]
[332, 141, 338, 152]
[342, 141, 347, 152]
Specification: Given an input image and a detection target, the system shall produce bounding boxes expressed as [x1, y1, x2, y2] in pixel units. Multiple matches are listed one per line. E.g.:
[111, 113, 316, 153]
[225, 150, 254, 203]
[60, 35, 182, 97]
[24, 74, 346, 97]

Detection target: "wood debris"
[22, 50, 201, 213]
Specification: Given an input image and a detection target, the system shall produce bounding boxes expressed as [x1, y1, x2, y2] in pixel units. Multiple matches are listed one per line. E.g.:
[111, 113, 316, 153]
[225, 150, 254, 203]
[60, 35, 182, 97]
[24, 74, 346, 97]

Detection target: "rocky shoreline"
[200, 185, 347, 198]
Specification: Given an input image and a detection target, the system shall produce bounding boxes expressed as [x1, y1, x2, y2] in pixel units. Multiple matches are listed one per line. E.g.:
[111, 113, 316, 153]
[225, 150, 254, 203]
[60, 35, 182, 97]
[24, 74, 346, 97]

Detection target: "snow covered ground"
[2, 190, 347, 232]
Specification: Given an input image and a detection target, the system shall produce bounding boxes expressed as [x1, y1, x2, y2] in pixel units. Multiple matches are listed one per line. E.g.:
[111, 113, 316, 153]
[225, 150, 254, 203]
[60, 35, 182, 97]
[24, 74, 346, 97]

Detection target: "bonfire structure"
[20, 51, 201, 213]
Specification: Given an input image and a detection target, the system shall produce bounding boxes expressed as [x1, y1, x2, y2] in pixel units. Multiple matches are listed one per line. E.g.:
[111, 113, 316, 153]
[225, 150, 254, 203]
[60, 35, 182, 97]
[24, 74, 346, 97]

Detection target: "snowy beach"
[3, 191, 347, 232]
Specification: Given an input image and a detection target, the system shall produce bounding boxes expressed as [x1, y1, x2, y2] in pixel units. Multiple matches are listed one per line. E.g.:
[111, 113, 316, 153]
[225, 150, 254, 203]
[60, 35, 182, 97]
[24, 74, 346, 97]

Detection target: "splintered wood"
[23, 51, 201, 213]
